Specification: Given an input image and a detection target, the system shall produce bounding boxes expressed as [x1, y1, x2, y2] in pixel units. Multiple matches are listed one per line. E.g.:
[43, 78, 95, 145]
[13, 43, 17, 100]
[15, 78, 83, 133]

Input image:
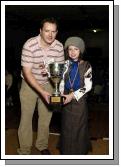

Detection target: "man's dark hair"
[40, 17, 58, 30]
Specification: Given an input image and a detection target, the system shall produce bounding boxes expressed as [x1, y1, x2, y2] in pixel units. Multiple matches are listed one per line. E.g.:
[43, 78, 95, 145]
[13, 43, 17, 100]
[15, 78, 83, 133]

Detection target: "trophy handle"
[45, 58, 55, 78]
[46, 67, 51, 78]
[62, 60, 69, 79]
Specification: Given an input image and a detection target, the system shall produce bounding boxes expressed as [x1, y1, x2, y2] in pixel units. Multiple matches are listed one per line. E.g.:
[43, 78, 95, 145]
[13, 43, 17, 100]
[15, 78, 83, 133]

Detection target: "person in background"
[17, 17, 64, 155]
[60, 36, 92, 155]
[5, 69, 21, 110]
[5, 69, 13, 107]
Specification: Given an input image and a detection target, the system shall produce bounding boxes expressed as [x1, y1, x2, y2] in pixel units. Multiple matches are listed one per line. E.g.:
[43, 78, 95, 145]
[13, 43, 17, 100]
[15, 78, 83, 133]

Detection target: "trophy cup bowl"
[48, 62, 66, 107]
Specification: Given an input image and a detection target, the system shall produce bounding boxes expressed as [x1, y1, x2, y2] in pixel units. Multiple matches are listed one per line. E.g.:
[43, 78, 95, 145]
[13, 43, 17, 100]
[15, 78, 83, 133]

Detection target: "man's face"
[40, 22, 58, 46]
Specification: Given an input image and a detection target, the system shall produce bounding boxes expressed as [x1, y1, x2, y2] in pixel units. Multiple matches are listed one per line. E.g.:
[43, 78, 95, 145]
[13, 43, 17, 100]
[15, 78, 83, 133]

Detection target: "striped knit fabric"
[21, 34, 65, 84]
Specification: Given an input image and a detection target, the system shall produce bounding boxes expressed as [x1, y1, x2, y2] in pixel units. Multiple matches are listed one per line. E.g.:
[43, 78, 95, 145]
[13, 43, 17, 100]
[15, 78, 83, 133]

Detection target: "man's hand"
[22, 66, 51, 104]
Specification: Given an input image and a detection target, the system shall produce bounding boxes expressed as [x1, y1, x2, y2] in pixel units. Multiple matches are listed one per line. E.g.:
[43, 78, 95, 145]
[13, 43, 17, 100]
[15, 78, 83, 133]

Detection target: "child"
[60, 36, 92, 155]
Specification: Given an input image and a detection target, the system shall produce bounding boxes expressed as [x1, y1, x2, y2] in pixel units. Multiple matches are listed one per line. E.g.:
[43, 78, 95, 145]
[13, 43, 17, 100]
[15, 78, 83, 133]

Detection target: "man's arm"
[22, 66, 51, 103]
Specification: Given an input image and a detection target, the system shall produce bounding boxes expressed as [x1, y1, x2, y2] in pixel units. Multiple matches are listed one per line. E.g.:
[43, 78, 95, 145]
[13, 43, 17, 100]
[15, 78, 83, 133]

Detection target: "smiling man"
[17, 17, 64, 155]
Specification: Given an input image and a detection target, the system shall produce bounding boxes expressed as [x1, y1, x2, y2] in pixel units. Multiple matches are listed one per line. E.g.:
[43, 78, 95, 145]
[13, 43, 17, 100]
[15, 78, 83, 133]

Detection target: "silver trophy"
[47, 62, 68, 105]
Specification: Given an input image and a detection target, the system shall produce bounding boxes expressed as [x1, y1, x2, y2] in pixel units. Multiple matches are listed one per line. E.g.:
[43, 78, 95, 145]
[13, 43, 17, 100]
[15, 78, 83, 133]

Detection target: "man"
[17, 18, 64, 155]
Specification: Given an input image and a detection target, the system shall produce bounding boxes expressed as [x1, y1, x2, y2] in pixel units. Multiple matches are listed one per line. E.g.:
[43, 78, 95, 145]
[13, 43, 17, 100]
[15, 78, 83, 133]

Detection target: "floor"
[5, 101, 109, 155]
[5, 129, 109, 155]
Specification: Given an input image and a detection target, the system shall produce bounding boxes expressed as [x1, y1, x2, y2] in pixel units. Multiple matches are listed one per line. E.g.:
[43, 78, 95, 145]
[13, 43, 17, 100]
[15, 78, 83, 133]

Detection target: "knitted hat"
[64, 36, 85, 54]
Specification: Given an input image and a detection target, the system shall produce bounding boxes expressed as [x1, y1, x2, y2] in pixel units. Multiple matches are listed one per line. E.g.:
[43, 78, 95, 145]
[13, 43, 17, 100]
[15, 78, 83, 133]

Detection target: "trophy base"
[49, 96, 65, 112]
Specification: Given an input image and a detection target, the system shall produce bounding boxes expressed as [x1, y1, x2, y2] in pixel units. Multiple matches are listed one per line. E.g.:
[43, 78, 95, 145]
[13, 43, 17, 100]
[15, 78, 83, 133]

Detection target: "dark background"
[5, 5, 109, 74]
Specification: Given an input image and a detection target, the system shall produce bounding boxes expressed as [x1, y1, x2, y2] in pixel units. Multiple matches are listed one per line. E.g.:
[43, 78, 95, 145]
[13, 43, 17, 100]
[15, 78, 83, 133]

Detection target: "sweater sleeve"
[73, 65, 92, 101]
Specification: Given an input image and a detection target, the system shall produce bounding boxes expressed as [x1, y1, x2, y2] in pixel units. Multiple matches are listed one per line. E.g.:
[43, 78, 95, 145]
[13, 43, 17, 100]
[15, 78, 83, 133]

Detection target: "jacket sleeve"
[73, 65, 92, 101]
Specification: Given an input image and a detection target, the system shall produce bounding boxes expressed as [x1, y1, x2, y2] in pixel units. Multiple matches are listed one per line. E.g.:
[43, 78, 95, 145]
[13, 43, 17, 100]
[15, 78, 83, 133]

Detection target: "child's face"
[68, 45, 80, 61]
